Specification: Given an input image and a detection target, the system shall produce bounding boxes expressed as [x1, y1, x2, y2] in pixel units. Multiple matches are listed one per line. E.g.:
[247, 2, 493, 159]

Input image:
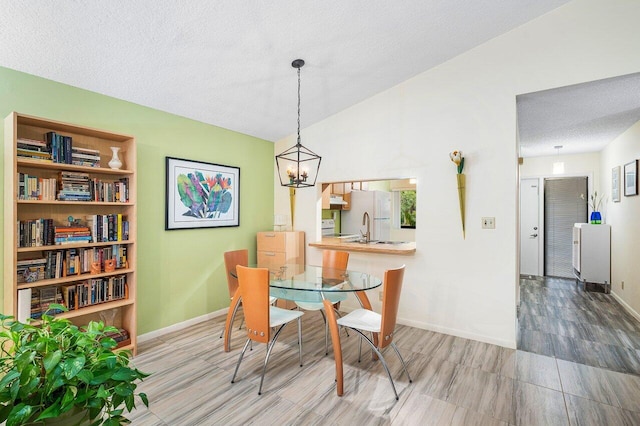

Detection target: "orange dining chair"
[231, 265, 304, 395]
[219, 249, 248, 338]
[295, 250, 349, 355]
[336, 265, 411, 400]
[220, 249, 276, 339]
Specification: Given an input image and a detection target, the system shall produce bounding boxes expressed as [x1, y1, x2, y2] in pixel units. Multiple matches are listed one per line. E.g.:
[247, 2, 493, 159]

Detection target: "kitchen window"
[400, 190, 416, 229]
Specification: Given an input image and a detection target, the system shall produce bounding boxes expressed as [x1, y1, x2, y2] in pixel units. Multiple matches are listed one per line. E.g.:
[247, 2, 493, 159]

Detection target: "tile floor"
[126, 277, 640, 425]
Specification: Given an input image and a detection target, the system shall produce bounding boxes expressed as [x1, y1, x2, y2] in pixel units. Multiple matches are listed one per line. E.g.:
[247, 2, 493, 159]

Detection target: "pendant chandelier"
[275, 59, 321, 188]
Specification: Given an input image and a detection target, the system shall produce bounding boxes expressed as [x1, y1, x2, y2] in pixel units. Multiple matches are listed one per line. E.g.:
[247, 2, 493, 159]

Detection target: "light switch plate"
[482, 217, 495, 229]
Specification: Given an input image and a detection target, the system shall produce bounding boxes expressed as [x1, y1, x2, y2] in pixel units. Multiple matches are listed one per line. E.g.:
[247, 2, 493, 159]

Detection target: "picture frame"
[624, 160, 637, 197]
[612, 165, 621, 202]
[165, 157, 240, 230]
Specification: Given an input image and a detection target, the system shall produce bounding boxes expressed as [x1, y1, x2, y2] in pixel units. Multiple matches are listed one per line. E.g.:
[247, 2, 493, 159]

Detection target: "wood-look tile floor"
[126, 278, 640, 425]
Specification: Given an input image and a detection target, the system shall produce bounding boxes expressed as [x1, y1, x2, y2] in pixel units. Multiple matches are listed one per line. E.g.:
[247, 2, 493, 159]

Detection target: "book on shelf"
[71, 146, 101, 167]
[17, 174, 57, 201]
[17, 218, 55, 247]
[46, 132, 74, 165]
[17, 288, 32, 322]
[16, 258, 47, 283]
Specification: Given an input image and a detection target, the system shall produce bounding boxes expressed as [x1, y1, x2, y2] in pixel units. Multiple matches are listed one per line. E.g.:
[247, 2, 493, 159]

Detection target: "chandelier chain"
[297, 66, 301, 145]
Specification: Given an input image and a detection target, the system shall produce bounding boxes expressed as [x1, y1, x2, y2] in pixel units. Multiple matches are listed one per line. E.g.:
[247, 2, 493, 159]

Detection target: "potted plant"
[589, 191, 604, 224]
[0, 305, 149, 426]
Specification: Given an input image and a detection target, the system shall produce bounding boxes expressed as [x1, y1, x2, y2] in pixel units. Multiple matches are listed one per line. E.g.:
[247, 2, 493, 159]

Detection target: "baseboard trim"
[611, 291, 640, 322]
[137, 307, 228, 343]
[339, 305, 516, 349]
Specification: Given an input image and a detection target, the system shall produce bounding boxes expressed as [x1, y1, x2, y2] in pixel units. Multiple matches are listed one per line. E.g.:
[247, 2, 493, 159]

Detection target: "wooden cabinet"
[257, 231, 304, 309]
[3, 112, 137, 354]
[257, 231, 304, 268]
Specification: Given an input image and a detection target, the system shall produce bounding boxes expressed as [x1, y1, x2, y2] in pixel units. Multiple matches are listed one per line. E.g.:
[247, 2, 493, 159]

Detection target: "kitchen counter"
[309, 237, 416, 255]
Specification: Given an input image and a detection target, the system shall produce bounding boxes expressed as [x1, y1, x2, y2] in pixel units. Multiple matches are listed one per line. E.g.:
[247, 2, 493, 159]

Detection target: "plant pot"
[590, 211, 602, 224]
[25, 406, 91, 426]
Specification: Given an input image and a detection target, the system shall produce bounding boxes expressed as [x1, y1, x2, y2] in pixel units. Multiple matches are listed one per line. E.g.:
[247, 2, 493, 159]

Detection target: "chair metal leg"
[350, 328, 400, 400]
[298, 317, 303, 367]
[231, 338, 251, 383]
[258, 323, 287, 395]
[220, 299, 242, 338]
[391, 342, 412, 383]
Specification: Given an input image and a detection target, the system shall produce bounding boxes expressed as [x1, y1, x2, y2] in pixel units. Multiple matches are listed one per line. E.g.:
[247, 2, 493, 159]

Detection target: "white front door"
[520, 178, 540, 276]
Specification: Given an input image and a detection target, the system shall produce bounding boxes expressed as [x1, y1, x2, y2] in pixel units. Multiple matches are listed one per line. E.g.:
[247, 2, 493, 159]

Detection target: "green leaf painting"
[176, 171, 233, 219]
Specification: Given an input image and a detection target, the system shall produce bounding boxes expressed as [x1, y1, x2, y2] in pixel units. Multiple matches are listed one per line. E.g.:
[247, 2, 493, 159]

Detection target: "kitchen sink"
[373, 241, 408, 245]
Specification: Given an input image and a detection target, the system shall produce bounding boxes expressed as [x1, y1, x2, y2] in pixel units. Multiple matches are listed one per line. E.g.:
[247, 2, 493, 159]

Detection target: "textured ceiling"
[518, 72, 640, 158]
[0, 0, 574, 143]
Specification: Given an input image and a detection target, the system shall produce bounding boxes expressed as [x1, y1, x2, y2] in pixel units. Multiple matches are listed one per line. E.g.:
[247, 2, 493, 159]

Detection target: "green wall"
[0, 66, 274, 334]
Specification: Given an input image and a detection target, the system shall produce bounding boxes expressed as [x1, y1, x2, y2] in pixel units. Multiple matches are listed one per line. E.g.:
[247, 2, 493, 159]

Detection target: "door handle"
[530, 233, 538, 238]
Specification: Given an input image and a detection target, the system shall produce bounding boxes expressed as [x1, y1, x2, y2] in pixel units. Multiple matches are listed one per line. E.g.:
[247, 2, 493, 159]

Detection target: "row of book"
[16, 215, 129, 248]
[71, 146, 101, 168]
[46, 132, 74, 164]
[91, 177, 130, 202]
[87, 214, 130, 243]
[63, 276, 128, 310]
[17, 258, 46, 283]
[17, 278, 128, 320]
[16, 138, 52, 162]
[28, 287, 65, 319]
[17, 245, 128, 282]
[58, 170, 92, 201]
[55, 225, 92, 245]
[17, 218, 55, 247]
[17, 135, 103, 168]
[16, 173, 130, 203]
[17, 173, 58, 201]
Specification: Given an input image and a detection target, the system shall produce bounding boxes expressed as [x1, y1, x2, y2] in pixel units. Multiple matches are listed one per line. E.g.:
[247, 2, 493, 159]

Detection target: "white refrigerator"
[342, 190, 391, 240]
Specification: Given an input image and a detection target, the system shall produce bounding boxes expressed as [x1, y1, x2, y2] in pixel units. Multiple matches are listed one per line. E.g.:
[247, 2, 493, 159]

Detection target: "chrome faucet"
[362, 212, 371, 243]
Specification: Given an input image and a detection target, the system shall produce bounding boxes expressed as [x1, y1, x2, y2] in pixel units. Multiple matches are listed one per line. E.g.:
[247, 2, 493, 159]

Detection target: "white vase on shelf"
[108, 146, 122, 169]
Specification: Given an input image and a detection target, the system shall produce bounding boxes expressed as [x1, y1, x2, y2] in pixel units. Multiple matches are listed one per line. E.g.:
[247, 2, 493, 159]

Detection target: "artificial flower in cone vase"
[449, 150, 466, 238]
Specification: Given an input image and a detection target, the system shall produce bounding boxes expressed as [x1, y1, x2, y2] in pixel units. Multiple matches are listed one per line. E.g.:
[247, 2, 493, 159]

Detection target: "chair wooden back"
[379, 265, 405, 350]
[224, 249, 248, 299]
[322, 250, 349, 281]
[236, 265, 270, 344]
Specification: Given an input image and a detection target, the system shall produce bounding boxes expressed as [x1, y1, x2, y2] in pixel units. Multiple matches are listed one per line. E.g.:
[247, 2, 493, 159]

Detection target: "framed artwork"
[165, 157, 240, 230]
[612, 165, 621, 202]
[624, 160, 637, 197]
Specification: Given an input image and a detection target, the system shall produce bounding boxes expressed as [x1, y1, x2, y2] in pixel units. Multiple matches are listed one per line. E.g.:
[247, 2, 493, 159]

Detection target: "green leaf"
[7, 403, 33, 426]
[0, 371, 20, 390]
[43, 349, 63, 372]
[77, 369, 94, 384]
[61, 386, 77, 408]
[140, 392, 149, 407]
[62, 355, 86, 379]
[35, 401, 62, 421]
[111, 367, 135, 381]
[14, 350, 35, 370]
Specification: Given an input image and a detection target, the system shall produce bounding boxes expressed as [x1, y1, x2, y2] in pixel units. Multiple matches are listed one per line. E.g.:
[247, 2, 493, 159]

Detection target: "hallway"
[518, 276, 640, 376]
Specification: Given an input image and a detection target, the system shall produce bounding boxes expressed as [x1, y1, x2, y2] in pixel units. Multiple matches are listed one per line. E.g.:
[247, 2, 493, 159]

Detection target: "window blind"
[544, 177, 588, 278]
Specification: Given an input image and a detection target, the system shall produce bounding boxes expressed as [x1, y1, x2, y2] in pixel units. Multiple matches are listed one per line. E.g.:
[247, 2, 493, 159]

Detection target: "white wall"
[275, 0, 640, 348]
[600, 119, 640, 318]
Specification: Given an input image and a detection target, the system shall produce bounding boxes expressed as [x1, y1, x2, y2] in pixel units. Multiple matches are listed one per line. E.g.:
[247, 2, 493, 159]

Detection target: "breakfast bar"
[309, 237, 416, 255]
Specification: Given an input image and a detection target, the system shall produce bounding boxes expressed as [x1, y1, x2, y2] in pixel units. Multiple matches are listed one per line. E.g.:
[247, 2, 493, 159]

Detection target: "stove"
[321, 219, 336, 236]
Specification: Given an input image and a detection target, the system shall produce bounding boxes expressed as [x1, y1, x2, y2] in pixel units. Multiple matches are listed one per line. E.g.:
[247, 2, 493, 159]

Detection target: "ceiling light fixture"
[552, 145, 565, 175]
[275, 59, 321, 188]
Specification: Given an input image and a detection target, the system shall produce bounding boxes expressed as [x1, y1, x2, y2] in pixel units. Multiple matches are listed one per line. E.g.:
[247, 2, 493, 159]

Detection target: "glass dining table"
[223, 263, 382, 396]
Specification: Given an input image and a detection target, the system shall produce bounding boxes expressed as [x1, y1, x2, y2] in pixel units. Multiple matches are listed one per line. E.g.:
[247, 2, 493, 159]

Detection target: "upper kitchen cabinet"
[321, 183, 351, 210]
